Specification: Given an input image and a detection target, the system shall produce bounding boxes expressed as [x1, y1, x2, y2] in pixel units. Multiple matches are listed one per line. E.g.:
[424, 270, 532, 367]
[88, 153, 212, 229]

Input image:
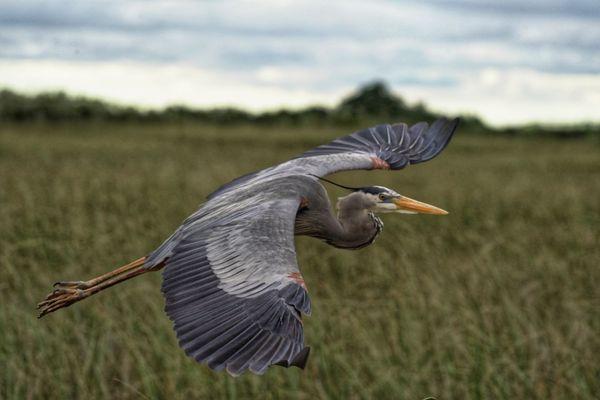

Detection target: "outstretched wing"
[151, 194, 311, 376]
[208, 117, 459, 199]
[298, 117, 459, 171]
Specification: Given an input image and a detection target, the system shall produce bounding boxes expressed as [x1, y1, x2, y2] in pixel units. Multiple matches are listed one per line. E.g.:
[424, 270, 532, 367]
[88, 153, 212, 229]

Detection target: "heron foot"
[37, 257, 151, 319]
[37, 284, 89, 318]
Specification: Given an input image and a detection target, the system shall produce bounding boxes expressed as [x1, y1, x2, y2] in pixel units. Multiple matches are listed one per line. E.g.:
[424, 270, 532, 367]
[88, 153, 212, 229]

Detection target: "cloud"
[0, 59, 344, 110]
[0, 0, 599, 125]
[421, 0, 600, 19]
[405, 68, 600, 125]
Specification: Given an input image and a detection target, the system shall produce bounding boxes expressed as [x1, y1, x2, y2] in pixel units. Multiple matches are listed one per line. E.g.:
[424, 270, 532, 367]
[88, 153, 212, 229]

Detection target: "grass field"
[1, 122, 599, 399]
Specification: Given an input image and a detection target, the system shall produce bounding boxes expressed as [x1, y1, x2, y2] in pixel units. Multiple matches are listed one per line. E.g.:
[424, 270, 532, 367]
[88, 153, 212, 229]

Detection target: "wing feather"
[206, 117, 459, 199]
[147, 193, 312, 376]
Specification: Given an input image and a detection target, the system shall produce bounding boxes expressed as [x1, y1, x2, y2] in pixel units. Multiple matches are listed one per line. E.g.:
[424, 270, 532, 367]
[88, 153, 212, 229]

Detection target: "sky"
[0, 0, 599, 126]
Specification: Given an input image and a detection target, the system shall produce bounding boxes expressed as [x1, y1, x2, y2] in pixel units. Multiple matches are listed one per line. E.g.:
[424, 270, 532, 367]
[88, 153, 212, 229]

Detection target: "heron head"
[358, 186, 448, 215]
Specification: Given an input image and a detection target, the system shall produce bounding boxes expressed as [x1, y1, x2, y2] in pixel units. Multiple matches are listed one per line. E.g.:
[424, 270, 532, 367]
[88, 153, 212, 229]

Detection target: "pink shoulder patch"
[299, 196, 309, 209]
[371, 157, 390, 170]
[288, 272, 307, 289]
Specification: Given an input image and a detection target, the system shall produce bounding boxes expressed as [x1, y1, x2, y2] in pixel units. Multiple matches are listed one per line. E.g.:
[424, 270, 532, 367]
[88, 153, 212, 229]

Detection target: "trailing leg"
[37, 257, 157, 318]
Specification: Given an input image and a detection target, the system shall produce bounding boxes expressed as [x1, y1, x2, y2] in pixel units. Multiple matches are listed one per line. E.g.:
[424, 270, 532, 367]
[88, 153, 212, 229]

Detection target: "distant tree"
[333, 81, 410, 123]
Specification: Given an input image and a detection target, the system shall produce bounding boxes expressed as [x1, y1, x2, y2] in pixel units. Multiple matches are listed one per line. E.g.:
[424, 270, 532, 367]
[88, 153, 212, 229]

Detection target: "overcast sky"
[1, 0, 599, 125]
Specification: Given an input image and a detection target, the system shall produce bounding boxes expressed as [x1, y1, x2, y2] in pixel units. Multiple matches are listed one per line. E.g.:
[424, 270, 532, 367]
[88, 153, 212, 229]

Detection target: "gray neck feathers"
[294, 190, 383, 250]
[336, 192, 375, 221]
[330, 192, 382, 249]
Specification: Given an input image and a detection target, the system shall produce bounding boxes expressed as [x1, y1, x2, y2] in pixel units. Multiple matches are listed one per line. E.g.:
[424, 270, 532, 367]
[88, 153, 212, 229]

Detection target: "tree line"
[0, 82, 482, 127]
[1, 81, 597, 137]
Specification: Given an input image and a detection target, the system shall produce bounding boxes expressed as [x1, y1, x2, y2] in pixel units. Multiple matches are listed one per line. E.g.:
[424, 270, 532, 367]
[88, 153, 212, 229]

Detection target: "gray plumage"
[144, 117, 459, 376]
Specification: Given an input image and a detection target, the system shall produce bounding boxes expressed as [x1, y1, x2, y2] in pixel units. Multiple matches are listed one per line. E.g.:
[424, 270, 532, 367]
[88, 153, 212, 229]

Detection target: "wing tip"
[222, 345, 310, 376]
[274, 346, 311, 370]
[440, 116, 460, 141]
[291, 346, 311, 369]
[449, 116, 461, 130]
[418, 116, 460, 162]
[441, 116, 461, 141]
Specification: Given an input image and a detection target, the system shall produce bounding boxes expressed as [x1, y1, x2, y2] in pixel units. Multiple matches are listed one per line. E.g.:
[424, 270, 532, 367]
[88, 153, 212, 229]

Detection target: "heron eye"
[378, 194, 386, 201]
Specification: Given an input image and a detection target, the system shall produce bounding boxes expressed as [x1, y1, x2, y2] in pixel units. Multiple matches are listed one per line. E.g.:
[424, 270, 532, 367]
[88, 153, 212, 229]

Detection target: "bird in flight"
[38, 117, 459, 376]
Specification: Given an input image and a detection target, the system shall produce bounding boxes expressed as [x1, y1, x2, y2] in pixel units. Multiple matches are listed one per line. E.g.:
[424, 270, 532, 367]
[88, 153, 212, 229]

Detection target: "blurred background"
[1, 1, 599, 399]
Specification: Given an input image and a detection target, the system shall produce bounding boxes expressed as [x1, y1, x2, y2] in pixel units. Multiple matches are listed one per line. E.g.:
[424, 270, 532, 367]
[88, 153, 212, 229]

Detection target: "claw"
[37, 299, 50, 308]
[37, 287, 87, 318]
[44, 290, 59, 301]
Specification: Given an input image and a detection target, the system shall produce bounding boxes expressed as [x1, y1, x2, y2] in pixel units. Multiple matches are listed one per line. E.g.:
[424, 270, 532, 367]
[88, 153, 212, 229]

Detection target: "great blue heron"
[38, 117, 459, 376]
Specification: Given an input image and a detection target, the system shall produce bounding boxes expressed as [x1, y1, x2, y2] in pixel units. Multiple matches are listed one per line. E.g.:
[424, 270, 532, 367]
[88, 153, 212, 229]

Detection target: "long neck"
[296, 192, 383, 250]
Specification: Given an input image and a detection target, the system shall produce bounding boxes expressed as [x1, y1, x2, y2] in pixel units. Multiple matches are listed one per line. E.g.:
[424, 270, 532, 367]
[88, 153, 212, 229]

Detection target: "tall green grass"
[1, 123, 599, 399]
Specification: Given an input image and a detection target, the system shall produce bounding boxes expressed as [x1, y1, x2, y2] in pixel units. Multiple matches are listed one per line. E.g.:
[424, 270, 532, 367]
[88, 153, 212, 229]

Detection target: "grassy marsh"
[1, 123, 599, 399]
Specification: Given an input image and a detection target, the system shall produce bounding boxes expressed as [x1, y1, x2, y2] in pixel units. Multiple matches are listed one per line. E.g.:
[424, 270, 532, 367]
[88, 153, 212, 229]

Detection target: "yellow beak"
[392, 196, 448, 215]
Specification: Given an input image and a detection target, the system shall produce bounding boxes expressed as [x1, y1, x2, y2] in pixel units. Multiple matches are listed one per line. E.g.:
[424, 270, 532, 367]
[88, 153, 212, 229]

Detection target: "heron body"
[38, 117, 460, 376]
